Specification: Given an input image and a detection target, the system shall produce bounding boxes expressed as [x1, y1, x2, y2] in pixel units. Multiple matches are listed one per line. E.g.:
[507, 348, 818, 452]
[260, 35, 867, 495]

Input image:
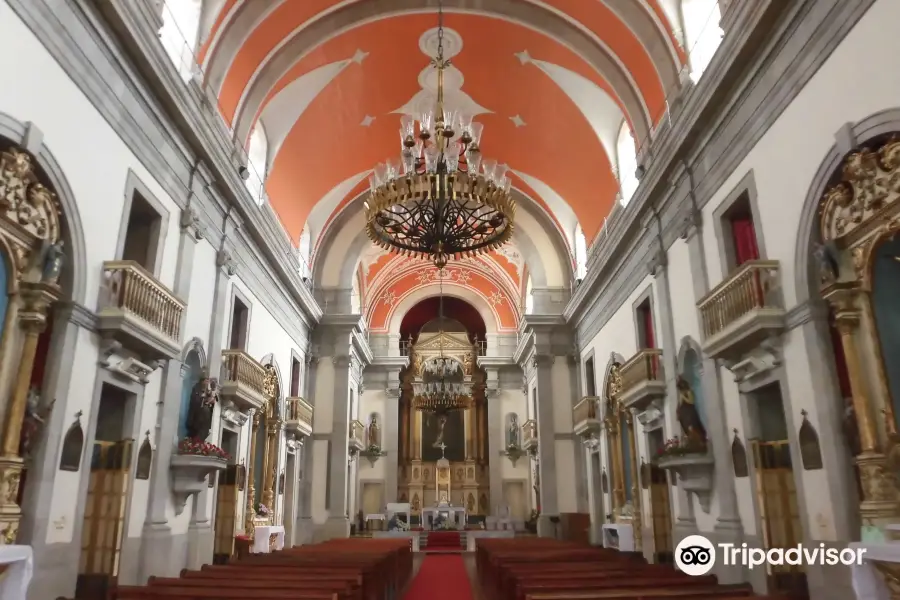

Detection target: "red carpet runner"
[426, 531, 462, 552]
[403, 555, 473, 600]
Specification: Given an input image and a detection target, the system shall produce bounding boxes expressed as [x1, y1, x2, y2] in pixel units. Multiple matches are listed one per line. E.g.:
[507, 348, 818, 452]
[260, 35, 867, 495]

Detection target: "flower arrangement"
[177, 437, 230, 461]
[255, 502, 270, 517]
[656, 436, 708, 459]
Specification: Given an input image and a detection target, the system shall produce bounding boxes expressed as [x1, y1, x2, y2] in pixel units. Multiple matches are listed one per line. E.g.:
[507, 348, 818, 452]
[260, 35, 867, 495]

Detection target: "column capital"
[216, 248, 236, 277]
[680, 206, 703, 241]
[332, 354, 352, 369]
[822, 281, 864, 330]
[18, 281, 60, 332]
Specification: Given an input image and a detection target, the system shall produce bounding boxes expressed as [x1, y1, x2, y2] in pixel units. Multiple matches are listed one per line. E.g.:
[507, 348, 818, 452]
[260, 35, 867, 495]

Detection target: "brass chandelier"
[412, 275, 472, 413]
[364, 0, 515, 269]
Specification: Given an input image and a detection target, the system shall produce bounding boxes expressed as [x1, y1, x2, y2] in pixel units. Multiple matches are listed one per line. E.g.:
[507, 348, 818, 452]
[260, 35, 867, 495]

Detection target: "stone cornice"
[561, 0, 873, 346]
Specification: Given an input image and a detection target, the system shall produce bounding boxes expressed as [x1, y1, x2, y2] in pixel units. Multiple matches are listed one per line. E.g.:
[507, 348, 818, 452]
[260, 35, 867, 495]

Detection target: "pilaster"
[682, 177, 743, 584]
[485, 384, 503, 513]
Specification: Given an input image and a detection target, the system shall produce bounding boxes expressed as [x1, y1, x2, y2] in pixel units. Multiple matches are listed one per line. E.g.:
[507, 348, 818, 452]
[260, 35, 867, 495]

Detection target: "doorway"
[503, 481, 527, 520]
[748, 383, 807, 598]
[283, 451, 296, 545]
[76, 383, 135, 599]
[647, 429, 673, 564]
[213, 429, 240, 564]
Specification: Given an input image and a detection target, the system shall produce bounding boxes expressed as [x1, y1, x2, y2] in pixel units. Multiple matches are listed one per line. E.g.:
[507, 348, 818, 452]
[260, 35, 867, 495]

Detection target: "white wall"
[0, 0, 311, 571]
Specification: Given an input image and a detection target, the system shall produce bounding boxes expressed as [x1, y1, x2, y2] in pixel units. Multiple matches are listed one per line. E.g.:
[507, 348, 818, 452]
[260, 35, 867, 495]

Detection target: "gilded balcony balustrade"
[97, 260, 185, 361]
[573, 396, 602, 437]
[618, 349, 666, 412]
[697, 260, 785, 360]
[522, 419, 538, 451]
[219, 350, 268, 412]
[349, 420, 366, 452]
[284, 397, 313, 438]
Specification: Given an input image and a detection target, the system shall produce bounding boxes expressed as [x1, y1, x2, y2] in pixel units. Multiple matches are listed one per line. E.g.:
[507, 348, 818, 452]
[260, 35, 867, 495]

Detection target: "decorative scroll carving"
[58, 411, 84, 472]
[798, 410, 823, 471]
[0, 148, 62, 254]
[731, 429, 748, 478]
[136, 431, 152, 481]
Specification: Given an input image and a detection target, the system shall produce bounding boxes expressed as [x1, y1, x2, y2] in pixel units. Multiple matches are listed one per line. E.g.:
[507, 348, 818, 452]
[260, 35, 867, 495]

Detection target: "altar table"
[252, 525, 285, 554]
[0, 545, 33, 600]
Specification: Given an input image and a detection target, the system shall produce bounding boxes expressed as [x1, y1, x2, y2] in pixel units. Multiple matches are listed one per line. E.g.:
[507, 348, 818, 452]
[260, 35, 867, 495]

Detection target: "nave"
[52, 536, 798, 600]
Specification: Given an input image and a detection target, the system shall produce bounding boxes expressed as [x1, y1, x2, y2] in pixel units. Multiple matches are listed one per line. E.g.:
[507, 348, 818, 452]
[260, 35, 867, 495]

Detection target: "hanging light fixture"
[364, 0, 515, 269]
[412, 272, 472, 413]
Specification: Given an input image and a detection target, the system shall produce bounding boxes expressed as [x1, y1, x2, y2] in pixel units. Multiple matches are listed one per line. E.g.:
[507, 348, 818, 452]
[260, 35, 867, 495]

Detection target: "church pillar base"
[537, 515, 559, 538]
[321, 516, 351, 540]
[185, 522, 214, 570]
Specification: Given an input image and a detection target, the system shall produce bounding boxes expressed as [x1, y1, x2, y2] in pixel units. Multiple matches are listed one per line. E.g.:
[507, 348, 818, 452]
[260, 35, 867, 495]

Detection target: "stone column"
[486, 388, 503, 514]
[681, 202, 743, 583]
[325, 353, 352, 538]
[648, 234, 697, 542]
[383, 381, 401, 504]
[569, 354, 588, 513]
[0, 282, 58, 544]
[533, 354, 559, 536]
[584, 442, 599, 544]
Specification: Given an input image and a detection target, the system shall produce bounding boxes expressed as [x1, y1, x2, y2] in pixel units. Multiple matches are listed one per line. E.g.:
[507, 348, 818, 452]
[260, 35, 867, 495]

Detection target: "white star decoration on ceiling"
[360, 115, 376, 127]
[514, 50, 531, 65]
[351, 49, 369, 64]
[509, 115, 526, 128]
[455, 269, 472, 285]
[489, 290, 504, 306]
[416, 270, 433, 285]
[381, 290, 397, 306]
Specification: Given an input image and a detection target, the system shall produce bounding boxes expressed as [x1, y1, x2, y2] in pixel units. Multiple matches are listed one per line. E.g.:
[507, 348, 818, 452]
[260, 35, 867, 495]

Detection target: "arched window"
[179, 350, 204, 440]
[574, 225, 587, 280]
[245, 125, 269, 205]
[298, 225, 312, 279]
[616, 122, 639, 205]
[525, 275, 534, 314]
[682, 0, 724, 83]
[159, 0, 203, 81]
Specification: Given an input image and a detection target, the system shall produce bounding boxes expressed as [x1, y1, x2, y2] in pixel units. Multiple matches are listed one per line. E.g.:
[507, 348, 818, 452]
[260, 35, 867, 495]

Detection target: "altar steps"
[421, 531, 467, 553]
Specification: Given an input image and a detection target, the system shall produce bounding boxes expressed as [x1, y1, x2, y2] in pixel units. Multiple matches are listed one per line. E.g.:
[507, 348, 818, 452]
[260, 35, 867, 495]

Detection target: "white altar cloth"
[851, 541, 893, 600]
[252, 525, 285, 554]
[0, 545, 33, 600]
[601, 524, 634, 552]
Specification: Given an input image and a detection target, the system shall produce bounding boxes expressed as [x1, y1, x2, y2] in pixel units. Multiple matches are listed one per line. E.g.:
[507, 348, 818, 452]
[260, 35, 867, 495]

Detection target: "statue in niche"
[675, 377, 707, 447]
[20, 387, 54, 460]
[507, 415, 519, 448]
[414, 353, 425, 378]
[463, 352, 473, 375]
[186, 374, 219, 441]
[813, 241, 840, 286]
[40, 239, 65, 283]
[368, 414, 381, 448]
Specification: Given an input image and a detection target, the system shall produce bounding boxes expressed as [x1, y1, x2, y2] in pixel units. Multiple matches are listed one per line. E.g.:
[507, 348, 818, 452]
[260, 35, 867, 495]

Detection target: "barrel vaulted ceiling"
[195, 0, 687, 328]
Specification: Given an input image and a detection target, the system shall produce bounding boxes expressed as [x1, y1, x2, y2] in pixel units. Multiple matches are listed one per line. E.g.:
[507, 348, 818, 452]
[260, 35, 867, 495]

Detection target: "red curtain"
[731, 217, 760, 265]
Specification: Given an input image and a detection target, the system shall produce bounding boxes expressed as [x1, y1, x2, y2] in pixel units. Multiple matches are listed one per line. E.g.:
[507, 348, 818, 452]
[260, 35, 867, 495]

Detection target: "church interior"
[1, 0, 900, 599]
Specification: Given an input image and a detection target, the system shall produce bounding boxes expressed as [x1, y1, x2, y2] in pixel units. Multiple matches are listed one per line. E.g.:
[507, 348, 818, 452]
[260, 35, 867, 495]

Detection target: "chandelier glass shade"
[413, 356, 472, 413]
[364, 7, 515, 269]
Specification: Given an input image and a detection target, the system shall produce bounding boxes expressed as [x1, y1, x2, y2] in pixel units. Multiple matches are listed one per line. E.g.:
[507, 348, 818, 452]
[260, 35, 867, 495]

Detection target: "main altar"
[397, 329, 490, 519]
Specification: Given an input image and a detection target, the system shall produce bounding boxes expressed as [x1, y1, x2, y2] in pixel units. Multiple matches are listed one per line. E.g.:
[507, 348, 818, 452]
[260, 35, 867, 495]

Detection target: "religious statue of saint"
[368, 414, 381, 448]
[414, 353, 424, 377]
[676, 377, 707, 445]
[463, 352, 473, 375]
[507, 414, 519, 447]
[431, 414, 448, 448]
[20, 387, 54, 459]
[41, 239, 65, 283]
[186, 375, 219, 441]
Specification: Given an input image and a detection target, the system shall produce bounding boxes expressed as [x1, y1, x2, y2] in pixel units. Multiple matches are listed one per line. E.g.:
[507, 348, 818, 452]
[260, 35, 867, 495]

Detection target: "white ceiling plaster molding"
[511, 170, 578, 251]
[518, 55, 626, 172]
[306, 169, 371, 252]
[653, 0, 687, 49]
[383, 283, 508, 335]
[197, 0, 227, 51]
[636, 0, 685, 60]
[204, 0, 284, 91]
[228, 4, 657, 145]
[258, 58, 360, 173]
[520, 0, 651, 124]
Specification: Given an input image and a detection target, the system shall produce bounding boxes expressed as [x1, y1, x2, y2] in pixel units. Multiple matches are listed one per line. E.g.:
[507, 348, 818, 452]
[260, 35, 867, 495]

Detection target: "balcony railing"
[97, 260, 185, 360]
[522, 419, 538, 450]
[697, 260, 784, 359]
[476, 340, 487, 356]
[220, 350, 268, 412]
[573, 396, 602, 437]
[349, 420, 365, 451]
[619, 349, 666, 412]
[285, 397, 313, 424]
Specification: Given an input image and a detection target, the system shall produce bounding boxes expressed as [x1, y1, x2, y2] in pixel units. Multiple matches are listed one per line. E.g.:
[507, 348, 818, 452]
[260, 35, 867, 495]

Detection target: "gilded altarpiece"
[0, 147, 64, 544]
[818, 137, 900, 532]
[243, 364, 282, 535]
[397, 331, 489, 517]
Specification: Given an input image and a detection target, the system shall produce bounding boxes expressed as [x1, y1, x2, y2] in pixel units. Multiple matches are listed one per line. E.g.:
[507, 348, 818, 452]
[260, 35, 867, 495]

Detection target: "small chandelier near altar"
[412, 363, 472, 414]
[363, 0, 515, 269]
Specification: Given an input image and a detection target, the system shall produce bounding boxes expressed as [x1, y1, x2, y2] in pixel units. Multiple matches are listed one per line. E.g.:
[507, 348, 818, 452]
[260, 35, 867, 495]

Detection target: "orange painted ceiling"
[199, 1, 685, 322]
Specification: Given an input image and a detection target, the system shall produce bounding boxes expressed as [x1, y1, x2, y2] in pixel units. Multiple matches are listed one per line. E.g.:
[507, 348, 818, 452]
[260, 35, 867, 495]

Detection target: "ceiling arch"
[384, 283, 506, 335]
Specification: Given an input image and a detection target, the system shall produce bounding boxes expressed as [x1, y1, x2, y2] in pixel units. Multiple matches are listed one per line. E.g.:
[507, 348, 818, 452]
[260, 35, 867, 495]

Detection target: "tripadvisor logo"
[675, 535, 866, 576]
